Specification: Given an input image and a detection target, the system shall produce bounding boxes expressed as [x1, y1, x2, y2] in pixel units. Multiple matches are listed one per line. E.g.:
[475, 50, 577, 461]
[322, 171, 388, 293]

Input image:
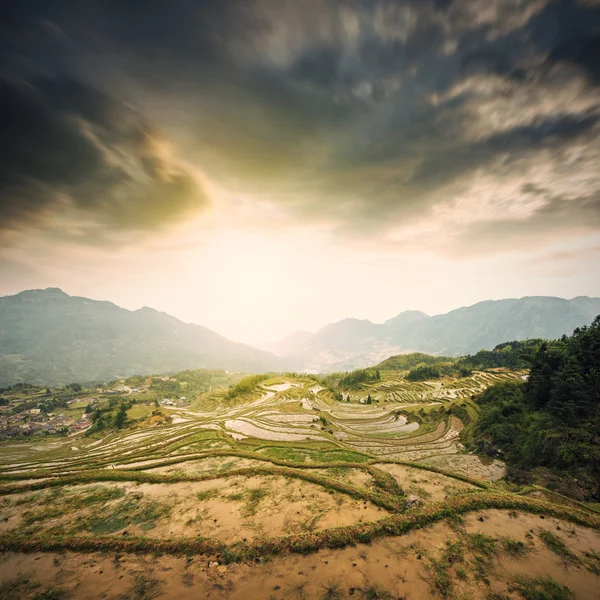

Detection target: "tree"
[406, 366, 440, 381]
[366, 395, 372, 404]
[85, 404, 93, 414]
[114, 405, 127, 429]
[473, 315, 600, 500]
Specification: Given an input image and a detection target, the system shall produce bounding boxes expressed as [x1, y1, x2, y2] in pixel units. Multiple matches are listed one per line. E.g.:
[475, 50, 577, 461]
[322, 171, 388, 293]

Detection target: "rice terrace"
[1, 346, 599, 600]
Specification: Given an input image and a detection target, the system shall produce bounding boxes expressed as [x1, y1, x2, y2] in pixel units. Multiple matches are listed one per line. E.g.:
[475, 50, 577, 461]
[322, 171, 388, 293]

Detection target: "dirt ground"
[1, 510, 599, 599]
[419, 454, 507, 481]
[0, 476, 389, 542]
[374, 462, 478, 502]
[145, 456, 267, 475]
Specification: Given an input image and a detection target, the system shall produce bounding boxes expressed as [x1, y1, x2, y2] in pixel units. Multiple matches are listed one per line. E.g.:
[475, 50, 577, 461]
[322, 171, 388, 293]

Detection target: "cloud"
[0, 77, 207, 241]
[448, 191, 600, 255]
[1, 0, 600, 254]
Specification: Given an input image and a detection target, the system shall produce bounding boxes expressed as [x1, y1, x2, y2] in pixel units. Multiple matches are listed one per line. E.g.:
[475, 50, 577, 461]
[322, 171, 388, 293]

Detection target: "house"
[69, 420, 91, 432]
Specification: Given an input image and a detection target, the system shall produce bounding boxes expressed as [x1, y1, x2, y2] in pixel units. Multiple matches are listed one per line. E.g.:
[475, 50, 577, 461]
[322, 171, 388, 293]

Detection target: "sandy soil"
[420, 454, 507, 481]
[1, 510, 599, 599]
[145, 457, 266, 475]
[374, 463, 478, 502]
[0, 477, 389, 543]
[310, 467, 374, 489]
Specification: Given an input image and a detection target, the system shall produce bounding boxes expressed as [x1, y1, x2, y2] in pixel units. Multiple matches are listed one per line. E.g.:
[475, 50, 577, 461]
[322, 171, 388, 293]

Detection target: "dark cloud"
[1, 0, 600, 249]
[449, 191, 600, 255]
[410, 112, 600, 188]
[548, 33, 600, 83]
[0, 77, 207, 238]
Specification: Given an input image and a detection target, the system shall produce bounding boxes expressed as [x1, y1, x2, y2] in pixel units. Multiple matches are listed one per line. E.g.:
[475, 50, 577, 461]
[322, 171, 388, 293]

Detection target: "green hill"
[472, 316, 600, 500]
[0, 288, 277, 386]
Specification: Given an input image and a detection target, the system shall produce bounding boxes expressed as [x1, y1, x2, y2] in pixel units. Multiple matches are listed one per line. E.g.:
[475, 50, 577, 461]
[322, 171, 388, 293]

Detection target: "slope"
[0, 288, 276, 386]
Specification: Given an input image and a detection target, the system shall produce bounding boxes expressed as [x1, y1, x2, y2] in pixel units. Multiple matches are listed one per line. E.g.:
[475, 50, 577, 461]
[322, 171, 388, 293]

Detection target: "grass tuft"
[356, 582, 395, 600]
[510, 575, 575, 600]
[501, 537, 529, 559]
[122, 574, 163, 600]
[538, 529, 577, 564]
[320, 580, 345, 600]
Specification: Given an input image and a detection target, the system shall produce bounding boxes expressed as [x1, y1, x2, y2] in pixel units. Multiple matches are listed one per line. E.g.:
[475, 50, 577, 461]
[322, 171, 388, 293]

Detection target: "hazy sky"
[1, 0, 600, 344]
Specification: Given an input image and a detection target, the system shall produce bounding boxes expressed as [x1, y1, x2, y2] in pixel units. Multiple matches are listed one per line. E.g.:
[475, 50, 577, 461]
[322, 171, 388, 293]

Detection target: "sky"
[1, 0, 600, 344]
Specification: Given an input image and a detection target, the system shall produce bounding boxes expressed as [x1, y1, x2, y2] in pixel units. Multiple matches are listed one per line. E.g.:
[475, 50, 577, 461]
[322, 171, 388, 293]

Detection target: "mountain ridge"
[1, 289, 600, 384]
[267, 295, 600, 372]
[0, 288, 278, 386]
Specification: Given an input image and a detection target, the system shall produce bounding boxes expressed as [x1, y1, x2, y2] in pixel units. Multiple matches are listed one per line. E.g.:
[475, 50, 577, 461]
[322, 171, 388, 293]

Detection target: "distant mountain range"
[264, 296, 600, 372]
[0, 288, 277, 386]
[1, 289, 599, 385]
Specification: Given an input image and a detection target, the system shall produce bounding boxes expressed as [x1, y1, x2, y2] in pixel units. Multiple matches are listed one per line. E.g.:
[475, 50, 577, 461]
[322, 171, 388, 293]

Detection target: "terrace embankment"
[1, 509, 599, 599]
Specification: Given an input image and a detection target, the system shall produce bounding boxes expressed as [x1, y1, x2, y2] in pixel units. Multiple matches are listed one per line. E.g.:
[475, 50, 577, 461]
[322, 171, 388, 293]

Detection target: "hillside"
[388, 296, 600, 355]
[1, 343, 599, 600]
[270, 297, 600, 371]
[472, 316, 600, 500]
[0, 288, 277, 386]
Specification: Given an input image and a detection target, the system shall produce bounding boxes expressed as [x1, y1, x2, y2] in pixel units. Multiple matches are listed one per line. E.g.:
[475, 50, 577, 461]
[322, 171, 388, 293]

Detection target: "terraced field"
[1, 369, 599, 599]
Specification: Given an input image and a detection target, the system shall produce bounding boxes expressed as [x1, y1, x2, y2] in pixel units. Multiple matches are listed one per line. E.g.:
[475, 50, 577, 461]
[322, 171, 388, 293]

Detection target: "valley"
[1, 361, 599, 599]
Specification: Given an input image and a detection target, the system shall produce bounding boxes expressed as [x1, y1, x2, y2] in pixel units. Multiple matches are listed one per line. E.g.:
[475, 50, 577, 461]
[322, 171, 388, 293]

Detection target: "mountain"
[2, 290, 599, 383]
[387, 296, 600, 356]
[383, 310, 430, 330]
[0, 288, 277, 386]
[265, 318, 396, 373]
[271, 296, 600, 372]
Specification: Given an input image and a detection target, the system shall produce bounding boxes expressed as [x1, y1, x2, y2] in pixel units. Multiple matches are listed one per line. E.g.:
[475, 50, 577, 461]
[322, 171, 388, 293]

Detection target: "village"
[0, 401, 93, 438]
[0, 375, 192, 439]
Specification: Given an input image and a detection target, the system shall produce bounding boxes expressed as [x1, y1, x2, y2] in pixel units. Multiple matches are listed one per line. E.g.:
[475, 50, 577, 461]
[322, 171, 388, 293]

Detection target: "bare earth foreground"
[1, 373, 599, 599]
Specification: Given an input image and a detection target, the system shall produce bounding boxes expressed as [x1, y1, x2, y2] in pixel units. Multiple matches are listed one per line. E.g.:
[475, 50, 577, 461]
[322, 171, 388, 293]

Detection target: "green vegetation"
[538, 529, 577, 563]
[376, 353, 452, 371]
[0, 576, 70, 600]
[0, 288, 274, 387]
[471, 316, 600, 500]
[338, 368, 381, 389]
[320, 581, 345, 600]
[122, 574, 163, 600]
[356, 582, 395, 599]
[406, 365, 440, 381]
[226, 374, 270, 399]
[85, 495, 171, 534]
[501, 537, 529, 559]
[87, 398, 134, 433]
[510, 575, 574, 600]
[460, 340, 547, 371]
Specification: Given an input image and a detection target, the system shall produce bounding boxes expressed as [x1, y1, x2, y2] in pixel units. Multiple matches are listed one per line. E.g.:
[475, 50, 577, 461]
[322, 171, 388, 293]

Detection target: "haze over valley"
[2, 288, 600, 386]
